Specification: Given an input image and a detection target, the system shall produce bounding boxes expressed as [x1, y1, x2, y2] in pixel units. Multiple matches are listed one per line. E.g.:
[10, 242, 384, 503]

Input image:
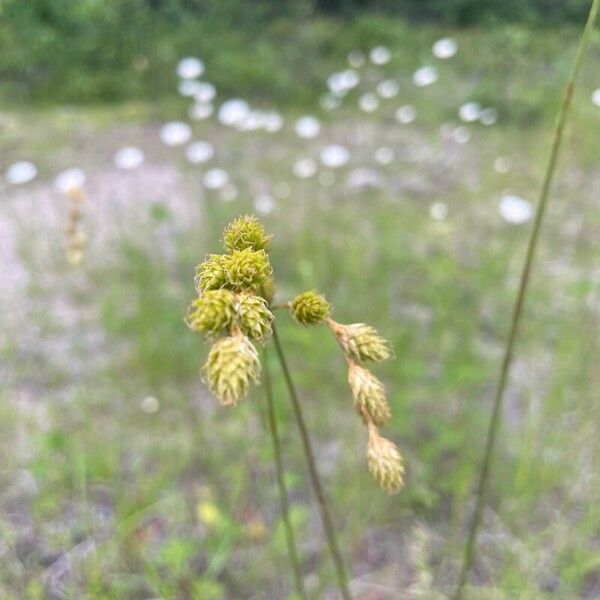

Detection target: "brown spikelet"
[327, 319, 392, 363]
[348, 361, 391, 427]
[366, 423, 404, 494]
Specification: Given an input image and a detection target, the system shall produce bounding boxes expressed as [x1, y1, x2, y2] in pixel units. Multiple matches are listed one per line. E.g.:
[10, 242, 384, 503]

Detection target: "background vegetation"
[0, 0, 597, 105]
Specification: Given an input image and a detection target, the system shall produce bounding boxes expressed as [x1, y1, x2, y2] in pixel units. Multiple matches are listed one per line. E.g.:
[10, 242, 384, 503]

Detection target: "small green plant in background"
[186, 215, 403, 597]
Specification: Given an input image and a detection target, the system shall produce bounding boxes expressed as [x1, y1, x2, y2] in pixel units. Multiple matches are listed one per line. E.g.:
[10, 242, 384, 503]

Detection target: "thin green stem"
[271, 323, 353, 600]
[453, 3, 600, 598]
[262, 346, 308, 600]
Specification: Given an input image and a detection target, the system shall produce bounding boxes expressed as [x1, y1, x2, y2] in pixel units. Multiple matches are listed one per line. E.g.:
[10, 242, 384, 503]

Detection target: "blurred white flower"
[295, 116, 321, 139]
[359, 93, 379, 113]
[5, 161, 37, 185]
[480, 107, 498, 126]
[262, 111, 284, 132]
[178, 80, 203, 97]
[429, 202, 448, 220]
[177, 57, 204, 79]
[494, 157, 512, 174]
[592, 88, 600, 106]
[237, 111, 263, 131]
[140, 396, 160, 414]
[114, 147, 144, 170]
[54, 168, 86, 193]
[194, 81, 216, 103]
[376, 79, 399, 99]
[348, 49, 366, 68]
[370, 46, 391, 65]
[203, 168, 229, 190]
[413, 66, 438, 87]
[186, 141, 214, 164]
[499, 194, 533, 224]
[458, 102, 482, 123]
[395, 105, 417, 124]
[432, 38, 458, 59]
[347, 168, 383, 190]
[218, 99, 250, 126]
[320, 144, 350, 168]
[160, 122, 192, 146]
[451, 126, 471, 144]
[292, 158, 317, 179]
[327, 69, 360, 95]
[189, 102, 214, 121]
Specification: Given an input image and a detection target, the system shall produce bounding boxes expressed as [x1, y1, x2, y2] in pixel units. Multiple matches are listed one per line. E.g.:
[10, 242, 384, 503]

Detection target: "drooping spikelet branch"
[281, 288, 402, 493]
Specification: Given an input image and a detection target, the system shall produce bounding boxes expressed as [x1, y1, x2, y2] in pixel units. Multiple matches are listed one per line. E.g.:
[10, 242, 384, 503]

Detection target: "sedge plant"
[453, 1, 600, 597]
[186, 215, 403, 599]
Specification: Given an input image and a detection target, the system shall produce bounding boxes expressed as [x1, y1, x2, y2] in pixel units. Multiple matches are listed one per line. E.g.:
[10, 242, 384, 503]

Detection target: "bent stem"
[271, 323, 353, 600]
[262, 346, 308, 600]
[453, 2, 600, 598]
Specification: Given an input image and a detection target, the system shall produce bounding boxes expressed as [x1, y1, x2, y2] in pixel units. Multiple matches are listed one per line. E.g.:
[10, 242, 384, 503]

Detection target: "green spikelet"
[290, 290, 330, 325]
[328, 320, 392, 363]
[202, 333, 261, 406]
[223, 248, 272, 290]
[195, 254, 228, 292]
[237, 293, 273, 342]
[186, 289, 236, 335]
[223, 215, 273, 252]
[366, 423, 404, 494]
[348, 362, 391, 427]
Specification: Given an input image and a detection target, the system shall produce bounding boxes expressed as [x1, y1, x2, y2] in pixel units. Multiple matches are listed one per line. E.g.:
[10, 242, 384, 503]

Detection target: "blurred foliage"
[0, 0, 595, 106]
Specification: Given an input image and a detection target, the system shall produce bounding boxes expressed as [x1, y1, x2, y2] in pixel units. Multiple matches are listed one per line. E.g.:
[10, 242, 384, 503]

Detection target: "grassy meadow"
[1, 15, 600, 599]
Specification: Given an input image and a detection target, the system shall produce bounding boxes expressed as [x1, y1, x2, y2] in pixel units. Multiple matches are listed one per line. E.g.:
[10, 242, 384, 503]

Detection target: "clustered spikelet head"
[366, 423, 404, 494]
[223, 248, 272, 290]
[186, 289, 236, 336]
[202, 333, 261, 406]
[237, 293, 273, 342]
[348, 361, 391, 427]
[223, 215, 272, 253]
[290, 290, 331, 325]
[328, 320, 392, 363]
[195, 254, 228, 293]
[189, 216, 276, 407]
